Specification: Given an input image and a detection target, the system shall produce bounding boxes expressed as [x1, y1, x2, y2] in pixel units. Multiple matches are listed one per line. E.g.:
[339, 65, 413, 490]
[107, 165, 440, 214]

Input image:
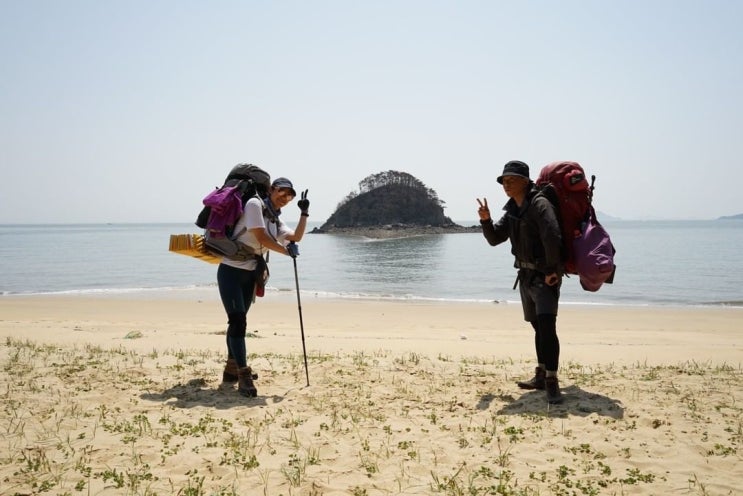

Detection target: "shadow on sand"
[140, 377, 287, 409]
[477, 385, 624, 419]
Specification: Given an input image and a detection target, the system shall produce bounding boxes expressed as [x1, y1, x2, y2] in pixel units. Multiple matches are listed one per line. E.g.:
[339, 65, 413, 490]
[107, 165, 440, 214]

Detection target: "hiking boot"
[222, 359, 258, 384]
[517, 367, 546, 390]
[238, 367, 258, 397]
[545, 376, 564, 404]
[222, 358, 239, 384]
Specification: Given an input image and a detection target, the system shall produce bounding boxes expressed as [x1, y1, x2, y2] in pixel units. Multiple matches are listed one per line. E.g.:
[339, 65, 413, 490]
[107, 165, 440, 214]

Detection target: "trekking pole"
[291, 254, 310, 387]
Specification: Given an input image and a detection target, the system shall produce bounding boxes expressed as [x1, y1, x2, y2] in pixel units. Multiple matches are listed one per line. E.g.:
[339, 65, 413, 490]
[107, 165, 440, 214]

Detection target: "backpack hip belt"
[514, 260, 538, 270]
[225, 246, 262, 262]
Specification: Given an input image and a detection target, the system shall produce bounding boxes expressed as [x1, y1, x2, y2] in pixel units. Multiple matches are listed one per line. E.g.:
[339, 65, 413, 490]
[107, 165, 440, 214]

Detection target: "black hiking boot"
[545, 376, 564, 404]
[238, 367, 258, 397]
[517, 367, 546, 390]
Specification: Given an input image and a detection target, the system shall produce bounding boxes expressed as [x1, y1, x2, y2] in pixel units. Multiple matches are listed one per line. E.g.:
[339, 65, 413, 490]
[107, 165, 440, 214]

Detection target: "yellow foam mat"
[168, 234, 221, 264]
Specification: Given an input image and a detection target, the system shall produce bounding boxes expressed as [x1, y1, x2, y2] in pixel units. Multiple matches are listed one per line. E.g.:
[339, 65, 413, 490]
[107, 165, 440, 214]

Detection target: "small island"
[310, 170, 480, 238]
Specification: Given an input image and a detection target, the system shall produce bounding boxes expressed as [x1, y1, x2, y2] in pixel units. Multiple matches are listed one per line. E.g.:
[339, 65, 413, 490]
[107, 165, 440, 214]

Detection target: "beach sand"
[1, 294, 741, 494]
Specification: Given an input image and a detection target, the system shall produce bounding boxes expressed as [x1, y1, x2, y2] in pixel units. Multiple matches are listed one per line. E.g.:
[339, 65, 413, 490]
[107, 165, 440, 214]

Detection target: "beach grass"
[2, 336, 741, 495]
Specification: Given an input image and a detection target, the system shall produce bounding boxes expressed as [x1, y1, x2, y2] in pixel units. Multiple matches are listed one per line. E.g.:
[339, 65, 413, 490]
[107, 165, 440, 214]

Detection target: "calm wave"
[1, 221, 742, 307]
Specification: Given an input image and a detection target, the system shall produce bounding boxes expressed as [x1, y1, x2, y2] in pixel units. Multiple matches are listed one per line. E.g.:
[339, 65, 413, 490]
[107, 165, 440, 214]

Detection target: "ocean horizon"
[1, 220, 742, 308]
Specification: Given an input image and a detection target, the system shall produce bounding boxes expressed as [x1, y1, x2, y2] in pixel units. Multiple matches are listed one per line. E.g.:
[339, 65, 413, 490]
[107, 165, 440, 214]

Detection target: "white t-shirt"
[220, 197, 293, 270]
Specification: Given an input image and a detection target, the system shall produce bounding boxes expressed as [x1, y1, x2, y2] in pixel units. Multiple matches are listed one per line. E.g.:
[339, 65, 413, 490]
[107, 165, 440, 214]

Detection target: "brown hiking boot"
[222, 358, 239, 384]
[238, 367, 258, 397]
[545, 376, 564, 404]
[517, 367, 546, 390]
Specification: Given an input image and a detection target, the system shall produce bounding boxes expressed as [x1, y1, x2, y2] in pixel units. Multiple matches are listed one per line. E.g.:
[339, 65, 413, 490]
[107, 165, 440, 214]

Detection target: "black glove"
[287, 242, 300, 258]
[297, 189, 309, 216]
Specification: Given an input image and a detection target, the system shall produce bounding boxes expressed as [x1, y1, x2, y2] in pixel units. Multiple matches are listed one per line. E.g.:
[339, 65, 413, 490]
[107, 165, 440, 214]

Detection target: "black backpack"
[195, 164, 272, 260]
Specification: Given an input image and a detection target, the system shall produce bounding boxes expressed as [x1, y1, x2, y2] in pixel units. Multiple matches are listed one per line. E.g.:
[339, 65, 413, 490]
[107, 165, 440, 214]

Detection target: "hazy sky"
[2, 1, 742, 224]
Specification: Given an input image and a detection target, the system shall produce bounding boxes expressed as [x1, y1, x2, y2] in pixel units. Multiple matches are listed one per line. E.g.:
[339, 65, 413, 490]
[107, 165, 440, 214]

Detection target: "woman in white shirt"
[218, 177, 309, 397]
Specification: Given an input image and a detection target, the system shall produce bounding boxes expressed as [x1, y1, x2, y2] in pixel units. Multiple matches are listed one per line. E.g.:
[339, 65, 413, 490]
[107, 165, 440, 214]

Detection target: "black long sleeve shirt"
[480, 186, 564, 276]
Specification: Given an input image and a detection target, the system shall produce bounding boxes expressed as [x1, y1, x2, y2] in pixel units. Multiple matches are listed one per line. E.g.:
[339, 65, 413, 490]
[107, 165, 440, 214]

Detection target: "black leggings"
[217, 263, 258, 368]
[530, 314, 559, 372]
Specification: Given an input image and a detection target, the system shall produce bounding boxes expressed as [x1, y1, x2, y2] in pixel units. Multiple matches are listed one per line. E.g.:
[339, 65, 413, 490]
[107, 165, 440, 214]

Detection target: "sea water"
[1, 221, 742, 307]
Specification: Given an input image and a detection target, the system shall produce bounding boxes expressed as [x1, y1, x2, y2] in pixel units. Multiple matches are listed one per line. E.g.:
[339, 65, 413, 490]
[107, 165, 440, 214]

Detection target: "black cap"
[497, 160, 530, 184]
[271, 177, 296, 196]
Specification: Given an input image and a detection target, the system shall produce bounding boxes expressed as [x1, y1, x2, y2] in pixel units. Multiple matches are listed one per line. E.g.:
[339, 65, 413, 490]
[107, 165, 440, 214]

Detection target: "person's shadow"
[476, 385, 624, 419]
[140, 377, 287, 409]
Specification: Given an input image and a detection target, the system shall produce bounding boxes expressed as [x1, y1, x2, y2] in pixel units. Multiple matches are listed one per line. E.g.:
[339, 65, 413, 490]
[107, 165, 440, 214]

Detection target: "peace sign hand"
[476, 198, 491, 221]
[297, 190, 310, 215]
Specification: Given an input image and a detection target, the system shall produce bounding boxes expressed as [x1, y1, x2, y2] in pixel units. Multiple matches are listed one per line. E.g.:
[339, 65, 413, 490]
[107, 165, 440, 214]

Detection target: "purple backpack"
[572, 206, 616, 291]
[202, 185, 244, 237]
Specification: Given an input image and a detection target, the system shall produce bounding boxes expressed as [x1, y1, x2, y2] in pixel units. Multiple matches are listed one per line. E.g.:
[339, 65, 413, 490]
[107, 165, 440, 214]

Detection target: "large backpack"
[195, 163, 272, 260]
[535, 161, 616, 292]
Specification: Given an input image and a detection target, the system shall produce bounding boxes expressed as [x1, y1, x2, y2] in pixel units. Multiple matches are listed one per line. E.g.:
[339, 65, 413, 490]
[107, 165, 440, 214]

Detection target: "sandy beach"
[1, 294, 741, 495]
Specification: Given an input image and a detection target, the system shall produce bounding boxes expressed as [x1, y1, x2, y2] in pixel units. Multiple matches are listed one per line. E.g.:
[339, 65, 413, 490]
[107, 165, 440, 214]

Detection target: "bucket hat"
[497, 160, 530, 184]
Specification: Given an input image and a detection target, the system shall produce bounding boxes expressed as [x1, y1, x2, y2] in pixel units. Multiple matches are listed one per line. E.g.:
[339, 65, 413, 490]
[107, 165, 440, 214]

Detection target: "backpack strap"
[252, 196, 281, 264]
[258, 196, 279, 225]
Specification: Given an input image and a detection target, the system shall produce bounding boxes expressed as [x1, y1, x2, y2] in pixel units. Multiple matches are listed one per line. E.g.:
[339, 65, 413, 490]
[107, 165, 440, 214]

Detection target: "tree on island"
[319, 170, 457, 229]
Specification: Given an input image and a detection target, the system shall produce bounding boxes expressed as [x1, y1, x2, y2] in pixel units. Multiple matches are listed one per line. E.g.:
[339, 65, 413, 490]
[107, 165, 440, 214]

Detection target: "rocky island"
[310, 170, 480, 238]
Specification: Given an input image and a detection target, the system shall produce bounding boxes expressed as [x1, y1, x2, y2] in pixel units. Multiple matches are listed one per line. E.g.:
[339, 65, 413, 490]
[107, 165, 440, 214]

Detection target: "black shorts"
[518, 270, 560, 322]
